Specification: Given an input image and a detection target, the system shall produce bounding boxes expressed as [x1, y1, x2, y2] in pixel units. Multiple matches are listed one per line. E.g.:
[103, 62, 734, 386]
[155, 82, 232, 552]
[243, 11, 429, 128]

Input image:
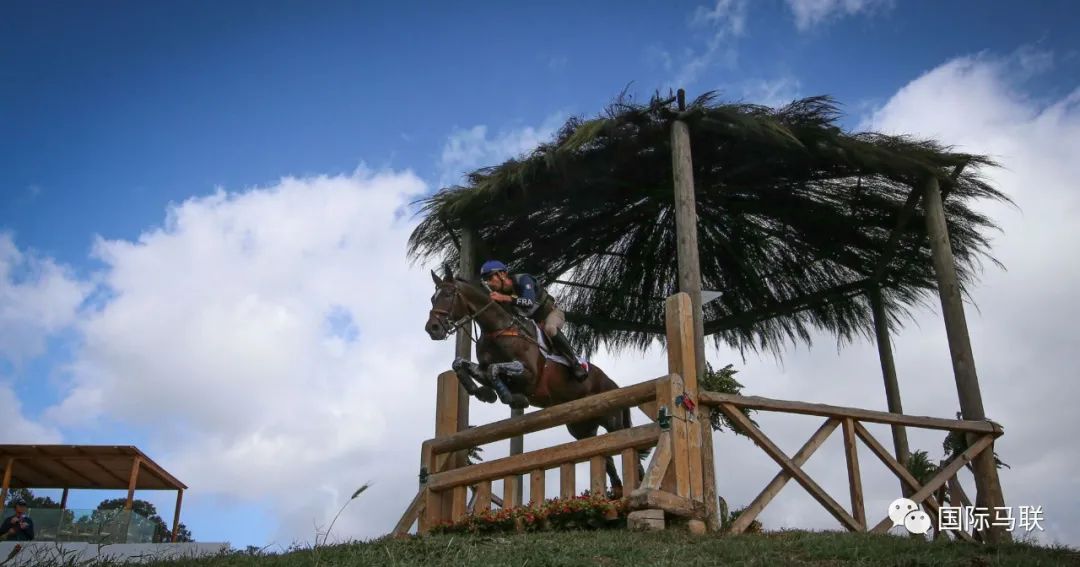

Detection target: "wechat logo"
[888, 497, 931, 534]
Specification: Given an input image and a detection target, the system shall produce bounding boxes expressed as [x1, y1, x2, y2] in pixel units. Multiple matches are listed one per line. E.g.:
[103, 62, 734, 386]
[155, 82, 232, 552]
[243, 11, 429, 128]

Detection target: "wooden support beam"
[125, 457, 142, 510]
[854, 423, 974, 542]
[666, 294, 707, 508]
[10, 459, 64, 488]
[171, 489, 184, 542]
[60, 488, 69, 510]
[922, 174, 1009, 543]
[590, 456, 606, 496]
[0, 458, 12, 507]
[640, 432, 672, 491]
[700, 392, 1000, 435]
[530, 470, 545, 506]
[842, 418, 866, 530]
[657, 373, 691, 499]
[729, 418, 839, 534]
[393, 490, 426, 536]
[869, 433, 994, 533]
[869, 285, 912, 499]
[560, 463, 576, 499]
[717, 403, 862, 532]
[621, 449, 639, 493]
[502, 475, 519, 510]
[474, 481, 492, 513]
[510, 407, 524, 508]
[628, 488, 708, 520]
[870, 185, 923, 283]
[429, 378, 659, 454]
[434, 371, 467, 526]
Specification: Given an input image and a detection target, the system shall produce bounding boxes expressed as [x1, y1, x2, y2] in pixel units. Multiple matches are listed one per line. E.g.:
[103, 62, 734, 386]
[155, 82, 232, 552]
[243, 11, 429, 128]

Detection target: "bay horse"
[424, 268, 646, 495]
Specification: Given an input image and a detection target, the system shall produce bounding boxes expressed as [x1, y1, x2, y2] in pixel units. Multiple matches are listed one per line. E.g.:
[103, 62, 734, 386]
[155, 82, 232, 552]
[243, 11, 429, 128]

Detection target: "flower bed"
[431, 492, 627, 535]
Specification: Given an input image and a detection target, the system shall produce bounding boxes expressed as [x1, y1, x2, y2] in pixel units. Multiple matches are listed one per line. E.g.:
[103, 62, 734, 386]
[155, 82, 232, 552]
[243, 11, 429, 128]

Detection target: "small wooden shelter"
[0, 444, 187, 542]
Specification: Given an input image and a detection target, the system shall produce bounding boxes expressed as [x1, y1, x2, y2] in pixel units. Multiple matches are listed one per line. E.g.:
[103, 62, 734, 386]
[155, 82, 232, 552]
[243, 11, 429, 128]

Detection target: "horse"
[424, 268, 647, 496]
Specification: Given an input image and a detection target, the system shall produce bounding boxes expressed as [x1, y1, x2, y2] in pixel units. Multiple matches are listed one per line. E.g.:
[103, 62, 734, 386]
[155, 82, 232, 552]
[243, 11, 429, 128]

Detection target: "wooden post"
[433, 371, 467, 524]
[510, 407, 524, 507]
[0, 458, 12, 507]
[171, 489, 183, 542]
[869, 285, 912, 497]
[922, 175, 1009, 543]
[671, 90, 719, 532]
[125, 457, 141, 510]
[529, 469, 545, 506]
[455, 226, 476, 435]
[560, 463, 576, 499]
[841, 418, 866, 530]
[60, 488, 69, 510]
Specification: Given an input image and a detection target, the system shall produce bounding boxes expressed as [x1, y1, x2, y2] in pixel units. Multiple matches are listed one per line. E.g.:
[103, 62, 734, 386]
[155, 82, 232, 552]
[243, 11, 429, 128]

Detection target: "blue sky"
[3, 0, 1079, 550]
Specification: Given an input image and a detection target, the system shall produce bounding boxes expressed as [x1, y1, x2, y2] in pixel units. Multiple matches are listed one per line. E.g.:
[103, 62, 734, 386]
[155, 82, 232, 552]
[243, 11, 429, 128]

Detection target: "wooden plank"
[509, 407, 524, 508]
[923, 175, 1009, 543]
[668, 373, 690, 498]
[430, 378, 660, 454]
[666, 294, 704, 503]
[393, 490, 426, 536]
[640, 432, 672, 491]
[474, 481, 492, 512]
[853, 423, 972, 542]
[530, 469, 545, 506]
[435, 371, 463, 528]
[590, 456, 606, 496]
[502, 476, 519, 510]
[655, 377, 677, 495]
[718, 403, 861, 532]
[870, 433, 994, 533]
[429, 424, 658, 491]
[700, 392, 1000, 435]
[560, 463, 576, 499]
[621, 449, 638, 493]
[421, 443, 439, 534]
[842, 418, 866, 530]
[628, 488, 708, 519]
[730, 418, 839, 534]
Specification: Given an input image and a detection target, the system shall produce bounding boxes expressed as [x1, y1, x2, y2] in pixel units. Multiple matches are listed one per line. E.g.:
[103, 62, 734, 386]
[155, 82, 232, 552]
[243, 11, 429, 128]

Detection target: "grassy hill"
[26, 530, 1078, 566]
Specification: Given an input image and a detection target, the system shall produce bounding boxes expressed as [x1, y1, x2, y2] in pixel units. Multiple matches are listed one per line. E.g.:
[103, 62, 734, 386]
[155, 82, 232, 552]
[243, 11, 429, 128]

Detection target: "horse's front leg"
[452, 357, 497, 403]
[487, 361, 529, 409]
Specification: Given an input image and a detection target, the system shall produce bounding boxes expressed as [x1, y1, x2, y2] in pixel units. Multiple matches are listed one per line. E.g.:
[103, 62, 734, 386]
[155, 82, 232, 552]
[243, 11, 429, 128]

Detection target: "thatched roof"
[407, 92, 1009, 356]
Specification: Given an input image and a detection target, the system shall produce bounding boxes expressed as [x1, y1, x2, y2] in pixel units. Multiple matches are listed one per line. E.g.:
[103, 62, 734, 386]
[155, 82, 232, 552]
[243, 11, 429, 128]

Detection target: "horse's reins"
[429, 283, 541, 348]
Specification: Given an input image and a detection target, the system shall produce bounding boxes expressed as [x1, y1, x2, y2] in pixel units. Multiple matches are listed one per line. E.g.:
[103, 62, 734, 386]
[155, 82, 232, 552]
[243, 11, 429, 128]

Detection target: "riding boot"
[551, 331, 589, 381]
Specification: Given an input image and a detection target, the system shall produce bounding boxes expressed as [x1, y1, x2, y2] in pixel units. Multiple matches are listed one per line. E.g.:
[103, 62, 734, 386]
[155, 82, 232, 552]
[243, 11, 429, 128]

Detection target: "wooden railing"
[700, 392, 1002, 541]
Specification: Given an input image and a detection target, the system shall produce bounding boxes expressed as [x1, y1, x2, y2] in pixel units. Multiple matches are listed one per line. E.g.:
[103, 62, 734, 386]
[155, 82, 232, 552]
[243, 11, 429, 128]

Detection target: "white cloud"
[40, 166, 478, 545]
[0, 232, 91, 366]
[0, 381, 63, 443]
[438, 113, 566, 188]
[667, 0, 747, 88]
[740, 75, 803, 107]
[785, 0, 893, 31]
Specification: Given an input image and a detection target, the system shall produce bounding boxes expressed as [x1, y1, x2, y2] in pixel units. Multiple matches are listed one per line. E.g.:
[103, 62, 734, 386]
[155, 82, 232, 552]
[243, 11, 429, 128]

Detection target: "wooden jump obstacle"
[394, 292, 1004, 541]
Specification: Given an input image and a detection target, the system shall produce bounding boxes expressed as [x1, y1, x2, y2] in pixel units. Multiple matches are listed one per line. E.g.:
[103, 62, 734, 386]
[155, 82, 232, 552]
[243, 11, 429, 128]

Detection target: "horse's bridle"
[428, 283, 498, 342]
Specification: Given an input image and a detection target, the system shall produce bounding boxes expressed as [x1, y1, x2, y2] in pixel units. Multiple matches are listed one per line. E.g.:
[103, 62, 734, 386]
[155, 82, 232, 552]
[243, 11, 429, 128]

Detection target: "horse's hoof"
[509, 395, 530, 409]
[477, 387, 498, 403]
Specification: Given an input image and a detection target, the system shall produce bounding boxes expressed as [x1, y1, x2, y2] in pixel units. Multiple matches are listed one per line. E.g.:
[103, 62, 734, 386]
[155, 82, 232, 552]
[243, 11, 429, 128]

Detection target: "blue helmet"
[480, 260, 508, 278]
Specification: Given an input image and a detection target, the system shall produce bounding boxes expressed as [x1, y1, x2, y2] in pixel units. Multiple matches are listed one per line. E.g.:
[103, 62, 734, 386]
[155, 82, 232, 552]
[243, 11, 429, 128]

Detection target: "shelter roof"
[407, 93, 1009, 355]
[0, 445, 186, 491]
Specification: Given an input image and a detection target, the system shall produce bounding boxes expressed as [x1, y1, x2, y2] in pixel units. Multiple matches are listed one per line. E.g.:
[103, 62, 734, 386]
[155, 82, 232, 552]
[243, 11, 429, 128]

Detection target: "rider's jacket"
[508, 273, 555, 321]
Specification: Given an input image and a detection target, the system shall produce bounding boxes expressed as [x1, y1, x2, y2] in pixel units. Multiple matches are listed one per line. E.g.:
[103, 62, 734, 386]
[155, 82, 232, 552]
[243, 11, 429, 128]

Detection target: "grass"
[16, 529, 1076, 566]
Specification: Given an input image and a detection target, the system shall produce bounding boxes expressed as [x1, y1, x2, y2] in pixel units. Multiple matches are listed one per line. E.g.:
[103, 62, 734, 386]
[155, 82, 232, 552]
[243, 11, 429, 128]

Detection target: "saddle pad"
[533, 322, 573, 367]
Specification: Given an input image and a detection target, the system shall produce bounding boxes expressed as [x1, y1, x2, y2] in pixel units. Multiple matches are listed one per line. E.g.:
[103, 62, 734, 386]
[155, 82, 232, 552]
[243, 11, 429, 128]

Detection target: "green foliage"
[408, 90, 1010, 359]
[699, 362, 757, 437]
[944, 424, 1010, 470]
[4, 488, 60, 509]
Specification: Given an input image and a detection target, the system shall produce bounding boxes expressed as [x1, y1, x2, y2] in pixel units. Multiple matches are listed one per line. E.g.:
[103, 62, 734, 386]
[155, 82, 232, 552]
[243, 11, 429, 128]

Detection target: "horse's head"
[425, 267, 467, 340]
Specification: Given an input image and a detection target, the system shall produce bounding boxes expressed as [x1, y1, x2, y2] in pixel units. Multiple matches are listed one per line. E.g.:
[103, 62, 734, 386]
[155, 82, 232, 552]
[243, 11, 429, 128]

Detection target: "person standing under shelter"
[0, 499, 34, 541]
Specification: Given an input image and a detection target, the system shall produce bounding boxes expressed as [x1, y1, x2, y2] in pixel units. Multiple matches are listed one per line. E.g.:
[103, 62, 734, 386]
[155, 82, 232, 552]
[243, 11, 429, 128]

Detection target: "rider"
[479, 260, 589, 381]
